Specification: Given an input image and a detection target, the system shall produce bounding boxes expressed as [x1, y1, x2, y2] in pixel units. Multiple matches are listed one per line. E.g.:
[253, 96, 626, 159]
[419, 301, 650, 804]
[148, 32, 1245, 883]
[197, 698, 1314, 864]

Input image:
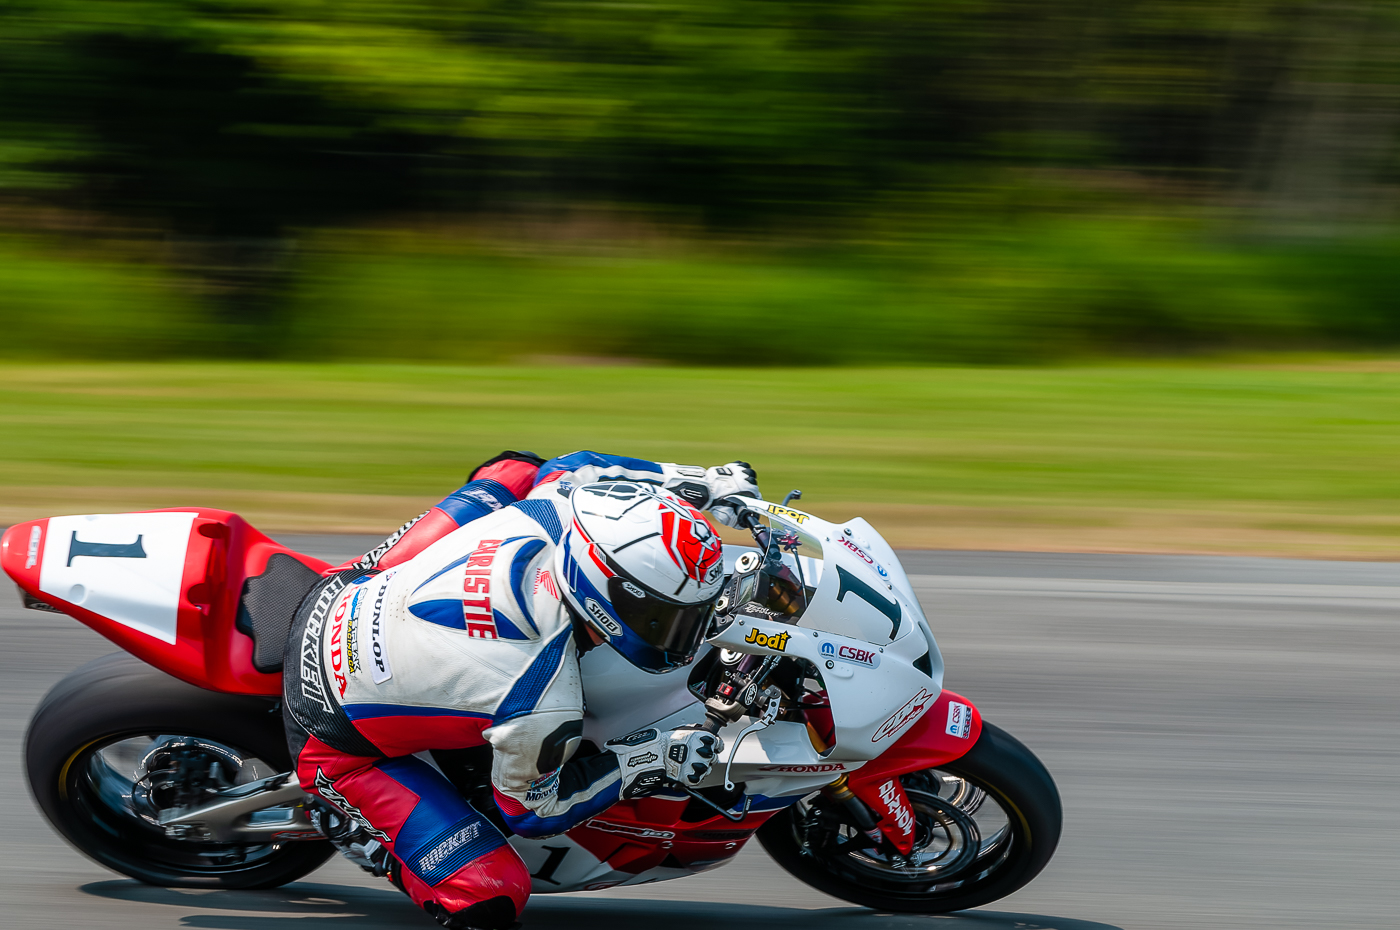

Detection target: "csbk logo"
[819, 640, 880, 668]
[744, 627, 790, 652]
[946, 700, 973, 739]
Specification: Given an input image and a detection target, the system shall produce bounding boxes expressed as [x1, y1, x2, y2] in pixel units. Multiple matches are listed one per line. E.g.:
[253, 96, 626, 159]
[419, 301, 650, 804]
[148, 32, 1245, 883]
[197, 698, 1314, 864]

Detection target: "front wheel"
[25, 653, 334, 888]
[757, 721, 1061, 913]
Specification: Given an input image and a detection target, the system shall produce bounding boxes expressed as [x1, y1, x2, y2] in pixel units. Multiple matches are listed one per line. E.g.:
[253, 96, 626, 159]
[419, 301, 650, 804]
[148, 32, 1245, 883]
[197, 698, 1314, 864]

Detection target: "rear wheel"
[757, 721, 1061, 913]
[26, 653, 334, 888]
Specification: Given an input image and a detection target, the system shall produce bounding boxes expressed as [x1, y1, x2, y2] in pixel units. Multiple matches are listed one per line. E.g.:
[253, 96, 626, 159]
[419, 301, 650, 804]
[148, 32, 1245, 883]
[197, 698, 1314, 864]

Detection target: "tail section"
[2, 509, 329, 694]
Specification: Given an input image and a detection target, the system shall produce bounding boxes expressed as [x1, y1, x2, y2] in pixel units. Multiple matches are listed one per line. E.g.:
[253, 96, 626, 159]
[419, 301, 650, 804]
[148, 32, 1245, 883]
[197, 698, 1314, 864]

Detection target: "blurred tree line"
[2, 0, 1399, 360]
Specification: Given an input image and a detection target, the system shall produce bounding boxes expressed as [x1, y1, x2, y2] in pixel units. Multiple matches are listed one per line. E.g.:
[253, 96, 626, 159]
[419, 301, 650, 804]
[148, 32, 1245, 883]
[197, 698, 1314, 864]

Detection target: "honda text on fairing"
[3, 483, 1061, 917]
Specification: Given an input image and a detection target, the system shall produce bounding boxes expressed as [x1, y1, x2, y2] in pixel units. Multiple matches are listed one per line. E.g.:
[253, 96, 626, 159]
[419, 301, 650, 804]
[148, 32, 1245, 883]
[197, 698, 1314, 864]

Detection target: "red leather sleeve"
[324, 507, 462, 574]
[469, 458, 540, 499]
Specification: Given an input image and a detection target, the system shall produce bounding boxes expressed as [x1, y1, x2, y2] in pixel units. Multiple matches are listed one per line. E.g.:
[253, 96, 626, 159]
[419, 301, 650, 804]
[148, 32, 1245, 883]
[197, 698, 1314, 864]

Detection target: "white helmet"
[556, 482, 725, 672]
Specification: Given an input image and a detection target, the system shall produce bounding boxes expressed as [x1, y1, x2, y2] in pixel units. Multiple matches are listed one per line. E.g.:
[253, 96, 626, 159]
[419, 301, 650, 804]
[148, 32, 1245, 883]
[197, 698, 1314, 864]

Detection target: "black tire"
[25, 652, 334, 888]
[757, 720, 1061, 913]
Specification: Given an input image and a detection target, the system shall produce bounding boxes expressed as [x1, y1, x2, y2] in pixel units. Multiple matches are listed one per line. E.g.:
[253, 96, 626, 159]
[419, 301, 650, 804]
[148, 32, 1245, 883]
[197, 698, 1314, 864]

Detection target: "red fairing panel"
[1, 509, 328, 695]
[846, 689, 983, 853]
[563, 796, 781, 884]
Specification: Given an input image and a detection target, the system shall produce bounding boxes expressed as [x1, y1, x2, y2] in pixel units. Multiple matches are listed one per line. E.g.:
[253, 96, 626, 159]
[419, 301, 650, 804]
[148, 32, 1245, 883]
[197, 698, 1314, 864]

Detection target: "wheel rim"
[791, 768, 1017, 894]
[65, 733, 295, 876]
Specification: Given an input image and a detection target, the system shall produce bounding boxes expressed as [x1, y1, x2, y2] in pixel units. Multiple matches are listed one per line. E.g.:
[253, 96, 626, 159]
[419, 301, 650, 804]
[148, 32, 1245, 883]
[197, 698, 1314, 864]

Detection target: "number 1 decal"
[67, 532, 147, 566]
[835, 566, 901, 640]
[531, 845, 570, 885]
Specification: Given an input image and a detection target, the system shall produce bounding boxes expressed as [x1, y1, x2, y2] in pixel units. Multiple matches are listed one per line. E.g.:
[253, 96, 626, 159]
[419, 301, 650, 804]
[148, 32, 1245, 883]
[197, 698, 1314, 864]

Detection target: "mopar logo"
[821, 642, 835, 656]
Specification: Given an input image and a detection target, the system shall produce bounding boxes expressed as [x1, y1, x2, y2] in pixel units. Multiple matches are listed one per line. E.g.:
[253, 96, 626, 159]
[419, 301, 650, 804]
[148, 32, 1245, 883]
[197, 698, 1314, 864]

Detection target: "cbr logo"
[744, 627, 790, 652]
[872, 688, 936, 742]
[757, 763, 847, 773]
[876, 779, 915, 836]
[766, 504, 809, 524]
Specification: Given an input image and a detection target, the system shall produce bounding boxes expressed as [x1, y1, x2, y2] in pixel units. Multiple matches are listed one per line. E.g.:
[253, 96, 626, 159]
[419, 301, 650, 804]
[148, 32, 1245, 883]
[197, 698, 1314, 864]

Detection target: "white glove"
[705, 462, 760, 526]
[659, 461, 759, 524]
[606, 725, 724, 798]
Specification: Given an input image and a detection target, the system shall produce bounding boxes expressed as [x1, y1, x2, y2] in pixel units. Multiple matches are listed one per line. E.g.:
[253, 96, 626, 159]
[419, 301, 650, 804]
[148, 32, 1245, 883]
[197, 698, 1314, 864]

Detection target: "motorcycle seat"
[236, 553, 323, 673]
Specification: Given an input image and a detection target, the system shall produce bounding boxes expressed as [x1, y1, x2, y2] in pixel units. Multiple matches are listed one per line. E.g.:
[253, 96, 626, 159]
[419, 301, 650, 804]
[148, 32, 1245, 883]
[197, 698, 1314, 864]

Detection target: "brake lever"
[720, 686, 782, 790]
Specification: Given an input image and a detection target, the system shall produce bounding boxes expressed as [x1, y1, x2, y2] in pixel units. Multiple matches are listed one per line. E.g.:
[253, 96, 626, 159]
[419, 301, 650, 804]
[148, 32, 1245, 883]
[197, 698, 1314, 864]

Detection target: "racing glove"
[705, 461, 761, 527]
[606, 725, 724, 799]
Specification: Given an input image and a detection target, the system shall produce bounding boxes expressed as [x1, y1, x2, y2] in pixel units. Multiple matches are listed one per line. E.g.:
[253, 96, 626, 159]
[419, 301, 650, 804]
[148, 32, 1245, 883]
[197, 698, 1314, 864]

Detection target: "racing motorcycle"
[2, 493, 1060, 913]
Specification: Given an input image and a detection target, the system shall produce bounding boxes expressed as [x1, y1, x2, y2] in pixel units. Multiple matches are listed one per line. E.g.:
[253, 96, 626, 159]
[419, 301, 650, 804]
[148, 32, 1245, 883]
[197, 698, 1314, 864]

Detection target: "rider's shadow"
[83, 880, 1125, 930]
[80, 880, 436, 928]
[527, 898, 1125, 930]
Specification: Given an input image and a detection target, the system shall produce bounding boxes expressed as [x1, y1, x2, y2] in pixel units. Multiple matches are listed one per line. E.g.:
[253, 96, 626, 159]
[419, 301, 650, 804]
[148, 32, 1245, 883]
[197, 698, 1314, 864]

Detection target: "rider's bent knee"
[394, 844, 531, 929]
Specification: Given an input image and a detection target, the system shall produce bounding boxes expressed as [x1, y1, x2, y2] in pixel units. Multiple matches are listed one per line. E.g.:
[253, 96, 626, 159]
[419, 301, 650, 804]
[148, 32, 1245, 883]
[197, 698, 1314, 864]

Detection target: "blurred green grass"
[0, 237, 213, 358]
[3, 361, 1400, 556]
[6, 220, 1400, 364]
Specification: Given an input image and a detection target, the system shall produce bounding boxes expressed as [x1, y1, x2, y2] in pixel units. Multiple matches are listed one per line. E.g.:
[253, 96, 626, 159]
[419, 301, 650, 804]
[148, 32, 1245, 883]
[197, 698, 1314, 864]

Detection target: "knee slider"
[423, 894, 519, 930]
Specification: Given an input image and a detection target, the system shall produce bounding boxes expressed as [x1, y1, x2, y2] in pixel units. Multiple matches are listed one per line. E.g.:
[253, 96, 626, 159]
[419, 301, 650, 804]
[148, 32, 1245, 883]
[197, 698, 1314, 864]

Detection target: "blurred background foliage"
[2, 0, 1400, 362]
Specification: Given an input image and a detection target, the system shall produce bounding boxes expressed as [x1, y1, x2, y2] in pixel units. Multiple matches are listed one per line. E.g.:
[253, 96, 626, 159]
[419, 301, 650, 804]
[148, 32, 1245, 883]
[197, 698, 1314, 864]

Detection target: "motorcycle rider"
[284, 451, 760, 929]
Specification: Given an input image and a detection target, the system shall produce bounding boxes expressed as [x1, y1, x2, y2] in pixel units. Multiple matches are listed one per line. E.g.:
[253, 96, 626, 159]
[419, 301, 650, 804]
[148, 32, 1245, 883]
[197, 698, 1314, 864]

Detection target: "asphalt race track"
[3, 536, 1398, 930]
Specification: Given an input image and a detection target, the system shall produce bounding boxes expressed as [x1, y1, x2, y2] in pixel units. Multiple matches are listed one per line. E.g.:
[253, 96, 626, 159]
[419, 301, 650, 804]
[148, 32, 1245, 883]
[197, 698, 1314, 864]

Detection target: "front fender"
[845, 689, 982, 854]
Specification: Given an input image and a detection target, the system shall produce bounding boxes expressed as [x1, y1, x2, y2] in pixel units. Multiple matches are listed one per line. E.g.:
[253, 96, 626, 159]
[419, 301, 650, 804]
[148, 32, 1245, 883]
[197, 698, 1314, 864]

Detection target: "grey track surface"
[3, 536, 1397, 930]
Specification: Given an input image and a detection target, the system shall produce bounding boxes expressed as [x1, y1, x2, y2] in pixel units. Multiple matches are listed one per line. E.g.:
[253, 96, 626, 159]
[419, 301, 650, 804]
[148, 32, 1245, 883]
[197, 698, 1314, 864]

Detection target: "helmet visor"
[606, 576, 714, 660]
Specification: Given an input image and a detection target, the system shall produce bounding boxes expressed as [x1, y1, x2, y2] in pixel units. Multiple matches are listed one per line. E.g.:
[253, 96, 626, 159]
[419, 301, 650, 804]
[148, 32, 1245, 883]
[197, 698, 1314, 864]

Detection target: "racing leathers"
[283, 451, 756, 929]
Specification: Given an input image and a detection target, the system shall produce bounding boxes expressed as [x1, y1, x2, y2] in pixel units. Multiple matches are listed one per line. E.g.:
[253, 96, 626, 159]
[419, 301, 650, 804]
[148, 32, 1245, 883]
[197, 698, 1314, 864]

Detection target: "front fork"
[824, 688, 986, 857]
[823, 773, 917, 856]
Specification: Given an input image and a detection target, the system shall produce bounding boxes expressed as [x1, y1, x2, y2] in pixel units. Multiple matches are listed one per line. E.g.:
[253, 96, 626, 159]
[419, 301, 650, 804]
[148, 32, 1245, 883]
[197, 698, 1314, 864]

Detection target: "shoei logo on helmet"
[656, 497, 723, 586]
[585, 597, 623, 636]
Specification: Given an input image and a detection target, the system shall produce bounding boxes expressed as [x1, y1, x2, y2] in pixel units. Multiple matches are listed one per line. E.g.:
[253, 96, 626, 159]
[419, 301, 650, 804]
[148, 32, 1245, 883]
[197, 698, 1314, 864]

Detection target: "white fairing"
[39, 512, 196, 644]
[512, 499, 946, 891]
[705, 500, 944, 758]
